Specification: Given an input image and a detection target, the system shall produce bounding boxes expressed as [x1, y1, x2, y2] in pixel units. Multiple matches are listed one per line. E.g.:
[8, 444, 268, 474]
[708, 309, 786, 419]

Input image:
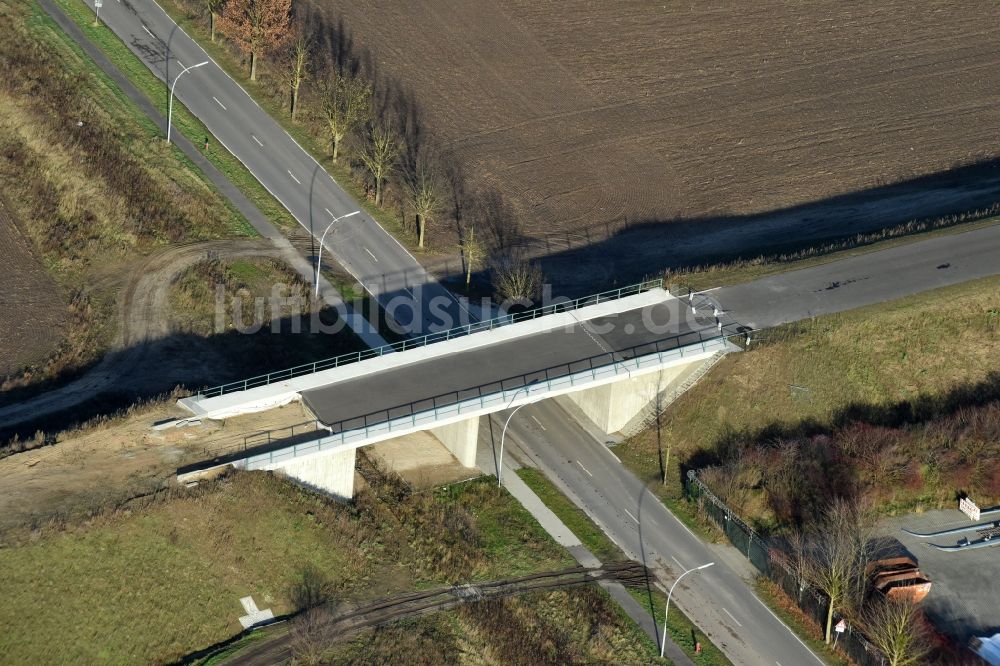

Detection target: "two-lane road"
[493, 400, 823, 666]
[88, 0, 468, 332]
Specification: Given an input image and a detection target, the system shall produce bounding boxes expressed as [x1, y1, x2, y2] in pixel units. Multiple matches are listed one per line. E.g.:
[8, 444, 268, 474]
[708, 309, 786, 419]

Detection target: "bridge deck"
[303, 296, 719, 429]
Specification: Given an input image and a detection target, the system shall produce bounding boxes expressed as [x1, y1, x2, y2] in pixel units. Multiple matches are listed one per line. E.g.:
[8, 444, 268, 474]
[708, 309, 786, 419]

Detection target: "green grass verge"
[628, 588, 733, 666]
[516, 467, 625, 563]
[20, 0, 253, 242]
[55, 0, 296, 233]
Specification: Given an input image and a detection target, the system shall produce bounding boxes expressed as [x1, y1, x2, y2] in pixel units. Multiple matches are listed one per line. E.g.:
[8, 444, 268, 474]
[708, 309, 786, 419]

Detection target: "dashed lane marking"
[287, 170, 301, 184]
[623, 508, 638, 523]
[212, 96, 226, 110]
[142, 25, 154, 38]
[722, 607, 743, 627]
[364, 248, 378, 263]
[576, 460, 592, 477]
[530, 415, 546, 430]
[251, 135, 263, 147]
[671, 555, 686, 570]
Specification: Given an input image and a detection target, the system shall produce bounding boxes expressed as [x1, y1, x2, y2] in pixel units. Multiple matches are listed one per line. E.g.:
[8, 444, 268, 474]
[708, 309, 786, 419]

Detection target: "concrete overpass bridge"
[177, 282, 743, 498]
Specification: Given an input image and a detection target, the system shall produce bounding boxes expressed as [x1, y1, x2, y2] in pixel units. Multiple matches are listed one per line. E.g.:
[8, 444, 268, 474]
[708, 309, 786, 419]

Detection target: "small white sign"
[95, 0, 102, 7]
[835, 619, 847, 634]
[960, 497, 981, 522]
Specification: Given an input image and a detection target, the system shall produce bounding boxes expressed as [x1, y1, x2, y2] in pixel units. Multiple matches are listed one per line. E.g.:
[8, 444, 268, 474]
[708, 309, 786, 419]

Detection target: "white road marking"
[722, 607, 743, 627]
[671, 555, 686, 570]
[364, 248, 378, 263]
[142, 25, 154, 38]
[530, 415, 546, 430]
[623, 508, 638, 523]
[287, 170, 301, 184]
[324, 208, 334, 218]
[177, 60, 184, 69]
[212, 96, 227, 110]
[750, 592, 826, 665]
[251, 135, 263, 147]
[576, 460, 593, 477]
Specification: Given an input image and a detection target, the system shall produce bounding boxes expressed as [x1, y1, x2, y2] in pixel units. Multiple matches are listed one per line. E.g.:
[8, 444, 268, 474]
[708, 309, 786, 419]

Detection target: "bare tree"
[281, 26, 312, 121]
[206, 0, 224, 42]
[320, 72, 371, 165]
[218, 0, 291, 81]
[491, 251, 542, 304]
[863, 597, 932, 666]
[405, 158, 442, 248]
[459, 225, 485, 289]
[358, 121, 400, 207]
[802, 498, 877, 643]
[289, 607, 332, 666]
[785, 529, 812, 604]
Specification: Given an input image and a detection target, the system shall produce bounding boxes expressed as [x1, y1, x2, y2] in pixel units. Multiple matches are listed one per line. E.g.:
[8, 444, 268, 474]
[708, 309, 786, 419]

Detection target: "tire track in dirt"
[0, 239, 281, 428]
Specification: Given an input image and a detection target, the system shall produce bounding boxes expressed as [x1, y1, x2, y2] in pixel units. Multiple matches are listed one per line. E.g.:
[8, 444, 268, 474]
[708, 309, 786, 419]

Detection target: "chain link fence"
[686, 470, 889, 666]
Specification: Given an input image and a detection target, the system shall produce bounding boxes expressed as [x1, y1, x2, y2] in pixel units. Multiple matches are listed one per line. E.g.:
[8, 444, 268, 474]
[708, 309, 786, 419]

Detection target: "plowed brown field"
[314, 0, 1000, 279]
[0, 193, 65, 375]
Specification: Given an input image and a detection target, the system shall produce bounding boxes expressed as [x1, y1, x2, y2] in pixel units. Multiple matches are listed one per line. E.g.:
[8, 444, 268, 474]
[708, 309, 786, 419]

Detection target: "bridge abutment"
[430, 415, 480, 467]
[565, 361, 701, 434]
[276, 447, 356, 500]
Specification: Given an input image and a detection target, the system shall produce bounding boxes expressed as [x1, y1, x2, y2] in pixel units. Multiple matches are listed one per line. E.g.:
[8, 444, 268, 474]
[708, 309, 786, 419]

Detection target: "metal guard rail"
[195, 279, 664, 398]
[239, 333, 732, 471]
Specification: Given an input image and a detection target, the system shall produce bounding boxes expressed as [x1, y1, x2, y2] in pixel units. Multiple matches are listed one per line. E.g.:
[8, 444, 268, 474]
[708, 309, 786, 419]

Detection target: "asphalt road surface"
[715, 223, 1000, 329]
[87, 0, 467, 333]
[302, 297, 724, 427]
[492, 399, 823, 666]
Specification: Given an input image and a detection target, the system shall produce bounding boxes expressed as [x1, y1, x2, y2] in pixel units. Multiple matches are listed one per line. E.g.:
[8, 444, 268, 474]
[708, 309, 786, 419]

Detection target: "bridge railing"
[193, 279, 664, 399]
[236, 331, 736, 471]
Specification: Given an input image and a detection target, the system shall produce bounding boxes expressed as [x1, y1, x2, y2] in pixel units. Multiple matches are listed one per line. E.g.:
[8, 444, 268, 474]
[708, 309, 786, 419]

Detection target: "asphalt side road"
[714, 222, 1000, 329]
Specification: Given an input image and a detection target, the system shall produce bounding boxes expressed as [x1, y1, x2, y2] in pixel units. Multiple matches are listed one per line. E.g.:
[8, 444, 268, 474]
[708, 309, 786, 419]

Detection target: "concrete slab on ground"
[882, 508, 1000, 643]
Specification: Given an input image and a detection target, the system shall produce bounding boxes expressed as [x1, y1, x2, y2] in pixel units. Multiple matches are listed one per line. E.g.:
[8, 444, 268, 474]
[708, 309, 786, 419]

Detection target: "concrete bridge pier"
[275, 448, 357, 500]
[430, 415, 480, 467]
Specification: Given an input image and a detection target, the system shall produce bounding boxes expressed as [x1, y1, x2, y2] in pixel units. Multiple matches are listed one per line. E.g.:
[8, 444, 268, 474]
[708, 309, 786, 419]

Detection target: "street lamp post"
[496, 384, 535, 487]
[314, 210, 361, 298]
[660, 561, 715, 658]
[166, 61, 209, 145]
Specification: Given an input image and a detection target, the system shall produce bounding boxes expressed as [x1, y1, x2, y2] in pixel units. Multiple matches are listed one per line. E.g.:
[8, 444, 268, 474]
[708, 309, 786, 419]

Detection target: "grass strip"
[627, 588, 733, 666]
[55, 0, 298, 232]
[516, 467, 625, 563]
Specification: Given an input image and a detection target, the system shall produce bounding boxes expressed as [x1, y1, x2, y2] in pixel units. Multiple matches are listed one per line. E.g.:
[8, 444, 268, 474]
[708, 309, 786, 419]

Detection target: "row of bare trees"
[785, 499, 932, 666]
[199, 0, 543, 301]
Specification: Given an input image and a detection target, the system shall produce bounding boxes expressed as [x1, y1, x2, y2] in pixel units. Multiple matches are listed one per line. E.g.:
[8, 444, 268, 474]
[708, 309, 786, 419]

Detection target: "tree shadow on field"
[523, 158, 1000, 296]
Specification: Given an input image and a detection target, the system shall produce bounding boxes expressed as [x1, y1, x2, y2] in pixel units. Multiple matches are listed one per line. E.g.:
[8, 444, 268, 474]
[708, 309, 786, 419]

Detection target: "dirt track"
[0, 239, 280, 429]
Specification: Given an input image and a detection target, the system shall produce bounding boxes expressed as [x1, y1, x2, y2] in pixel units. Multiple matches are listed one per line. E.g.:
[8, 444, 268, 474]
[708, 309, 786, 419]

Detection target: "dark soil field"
[0, 192, 65, 375]
[312, 0, 1000, 286]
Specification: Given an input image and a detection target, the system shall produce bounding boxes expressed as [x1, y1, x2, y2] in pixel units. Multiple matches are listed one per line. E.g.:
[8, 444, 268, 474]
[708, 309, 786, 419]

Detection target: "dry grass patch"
[618, 276, 1000, 528]
[0, 463, 570, 664]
